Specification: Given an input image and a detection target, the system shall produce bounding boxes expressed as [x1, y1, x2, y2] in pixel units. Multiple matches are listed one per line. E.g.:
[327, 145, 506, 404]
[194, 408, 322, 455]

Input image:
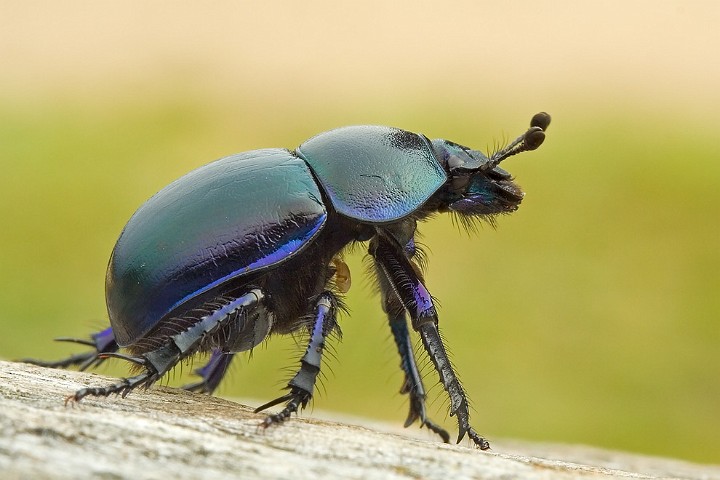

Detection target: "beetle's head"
[431, 112, 550, 220]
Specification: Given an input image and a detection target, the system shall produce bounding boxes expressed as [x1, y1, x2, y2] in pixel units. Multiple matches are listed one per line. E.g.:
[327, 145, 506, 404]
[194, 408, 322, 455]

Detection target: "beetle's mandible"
[25, 112, 551, 449]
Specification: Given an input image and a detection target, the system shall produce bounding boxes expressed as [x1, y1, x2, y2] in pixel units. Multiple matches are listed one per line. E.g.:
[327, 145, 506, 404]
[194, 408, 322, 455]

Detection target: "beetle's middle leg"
[255, 291, 338, 427]
[370, 229, 490, 450]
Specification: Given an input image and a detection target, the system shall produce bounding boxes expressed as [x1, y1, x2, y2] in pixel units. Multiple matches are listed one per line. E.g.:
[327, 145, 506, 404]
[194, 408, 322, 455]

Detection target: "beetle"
[26, 112, 550, 449]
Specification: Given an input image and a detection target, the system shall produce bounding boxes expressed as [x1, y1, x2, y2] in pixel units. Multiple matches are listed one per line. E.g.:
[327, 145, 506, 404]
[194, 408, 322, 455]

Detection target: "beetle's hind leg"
[24, 326, 235, 395]
[22, 327, 118, 371]
[71, 350, 236, 400]
[182, 349, 235, 394]
[373, 238, 450, 443]
[68, 289, 266, 403]
[255, 291, 338, 427]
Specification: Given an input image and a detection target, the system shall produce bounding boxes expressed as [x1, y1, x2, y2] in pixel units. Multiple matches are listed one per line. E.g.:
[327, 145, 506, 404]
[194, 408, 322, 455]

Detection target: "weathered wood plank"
[0, 361, 717, 480]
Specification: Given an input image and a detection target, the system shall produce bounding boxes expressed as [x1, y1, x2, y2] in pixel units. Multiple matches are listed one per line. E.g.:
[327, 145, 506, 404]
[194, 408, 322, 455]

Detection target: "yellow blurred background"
[1, 1, 718, 464]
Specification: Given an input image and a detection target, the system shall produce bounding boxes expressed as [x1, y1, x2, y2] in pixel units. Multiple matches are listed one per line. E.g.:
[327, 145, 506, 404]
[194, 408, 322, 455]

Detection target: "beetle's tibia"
[142, 289, 266, 379]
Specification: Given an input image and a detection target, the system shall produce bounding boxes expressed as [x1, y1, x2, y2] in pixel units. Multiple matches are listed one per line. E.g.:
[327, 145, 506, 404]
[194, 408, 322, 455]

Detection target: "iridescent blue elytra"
[27, 114, 550, 452]
[107, 149, 327, 346]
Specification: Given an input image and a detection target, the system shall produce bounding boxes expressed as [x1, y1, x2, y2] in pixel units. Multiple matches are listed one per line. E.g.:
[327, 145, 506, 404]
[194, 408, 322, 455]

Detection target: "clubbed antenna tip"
[531, 111, 551, 131]
[486, 112, 551, 168]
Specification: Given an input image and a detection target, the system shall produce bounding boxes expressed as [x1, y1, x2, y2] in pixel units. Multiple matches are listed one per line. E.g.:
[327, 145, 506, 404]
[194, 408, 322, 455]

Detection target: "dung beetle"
[26, 112, 550, 449]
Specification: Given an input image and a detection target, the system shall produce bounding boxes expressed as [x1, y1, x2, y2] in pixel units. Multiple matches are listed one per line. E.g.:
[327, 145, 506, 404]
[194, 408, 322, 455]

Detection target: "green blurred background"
[1, 1, 718, 464]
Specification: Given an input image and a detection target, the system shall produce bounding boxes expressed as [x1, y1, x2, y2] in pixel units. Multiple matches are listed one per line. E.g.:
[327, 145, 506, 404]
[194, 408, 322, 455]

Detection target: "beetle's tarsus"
[68, 371, 157, 404]
[422, 419, 451, 444]
[461, 428, 491, 450]
[257, 388, 312, 428]
[403, 392, 450, 442]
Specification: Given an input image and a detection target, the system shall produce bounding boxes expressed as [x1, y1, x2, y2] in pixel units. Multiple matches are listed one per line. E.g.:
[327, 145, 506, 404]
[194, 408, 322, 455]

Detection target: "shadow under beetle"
[25, 112, 550, 450]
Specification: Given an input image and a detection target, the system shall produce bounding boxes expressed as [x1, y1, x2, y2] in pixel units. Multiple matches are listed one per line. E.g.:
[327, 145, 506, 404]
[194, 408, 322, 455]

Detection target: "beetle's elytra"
[26, 113, 550, 450]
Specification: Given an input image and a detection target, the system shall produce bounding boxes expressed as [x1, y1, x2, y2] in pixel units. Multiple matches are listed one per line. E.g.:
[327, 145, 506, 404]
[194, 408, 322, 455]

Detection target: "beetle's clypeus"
[26, 113, 550, 449]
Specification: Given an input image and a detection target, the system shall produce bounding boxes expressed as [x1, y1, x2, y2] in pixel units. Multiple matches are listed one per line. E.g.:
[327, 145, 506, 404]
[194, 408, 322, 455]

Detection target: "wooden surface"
[1, 361, 717, 480]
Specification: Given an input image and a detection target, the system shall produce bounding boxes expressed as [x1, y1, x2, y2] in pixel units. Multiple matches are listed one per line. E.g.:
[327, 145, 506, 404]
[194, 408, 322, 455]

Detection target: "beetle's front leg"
[374, 246, 450, 443]
[255, 292, 338, 427]
[370, 229, 490, 450]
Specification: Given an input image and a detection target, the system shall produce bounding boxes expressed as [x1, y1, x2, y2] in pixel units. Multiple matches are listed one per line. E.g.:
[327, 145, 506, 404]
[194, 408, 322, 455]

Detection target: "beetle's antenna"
[484, 112, 551, 169]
